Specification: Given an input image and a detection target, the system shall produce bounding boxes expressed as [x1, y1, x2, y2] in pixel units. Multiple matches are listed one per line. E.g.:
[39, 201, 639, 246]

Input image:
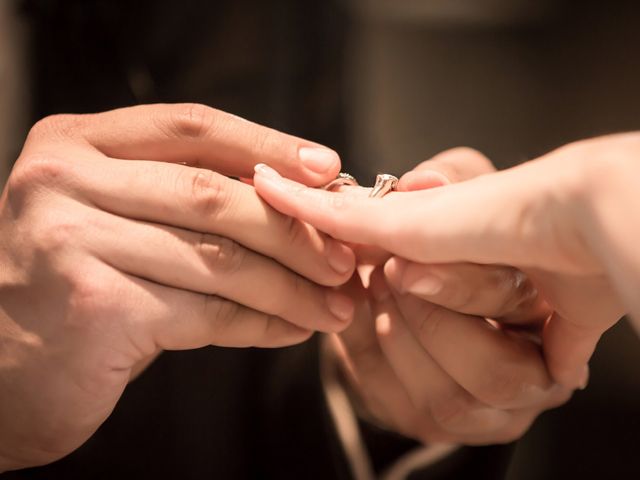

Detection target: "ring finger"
[82, 207, 353, 333]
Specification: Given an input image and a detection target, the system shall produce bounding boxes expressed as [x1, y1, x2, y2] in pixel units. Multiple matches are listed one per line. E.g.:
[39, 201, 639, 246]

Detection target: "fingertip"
[254, 162, 281, 180]
[325, 239, 357, 279]
[550, 364, 589, 391]
[543, 313, 599, 389]
[298, 146, 341, 185]
[325, 290, 355, 330]
[397, 170, 450, 192]
[383, 256, 407, 291]
[253, 163, 307, 217]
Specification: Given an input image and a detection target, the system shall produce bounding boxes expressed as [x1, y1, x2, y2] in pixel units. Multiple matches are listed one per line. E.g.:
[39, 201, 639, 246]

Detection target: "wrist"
[563, 134, 640, 267]
[512, 142, 610, 273]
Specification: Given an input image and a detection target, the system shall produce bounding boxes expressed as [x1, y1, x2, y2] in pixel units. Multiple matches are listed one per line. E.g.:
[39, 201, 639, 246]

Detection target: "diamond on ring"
[369, 174, 399, 198]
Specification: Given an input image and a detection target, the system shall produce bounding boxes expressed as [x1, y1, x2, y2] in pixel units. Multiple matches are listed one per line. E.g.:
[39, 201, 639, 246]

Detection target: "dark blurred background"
[1, 0, 639, 478]
[344, 3, 640, 477]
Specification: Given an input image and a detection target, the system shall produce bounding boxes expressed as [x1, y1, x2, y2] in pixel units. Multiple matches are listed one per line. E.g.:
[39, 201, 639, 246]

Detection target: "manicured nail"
[299, 147, 339, 174]
[254, 163, 281, 179]
[326, 290, 354, 323]
[326, 240, 355, 275]
[404, 273, 443, 297]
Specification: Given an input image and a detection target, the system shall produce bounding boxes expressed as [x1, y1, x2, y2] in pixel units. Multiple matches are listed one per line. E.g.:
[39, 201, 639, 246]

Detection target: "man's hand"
[0, 104, 356, 471]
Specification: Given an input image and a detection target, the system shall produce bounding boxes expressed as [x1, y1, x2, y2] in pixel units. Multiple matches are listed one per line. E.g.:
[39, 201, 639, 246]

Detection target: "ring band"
[322, 172, 398, 198]
[323, 172, 359, 192]
[369, 174, 399, 198]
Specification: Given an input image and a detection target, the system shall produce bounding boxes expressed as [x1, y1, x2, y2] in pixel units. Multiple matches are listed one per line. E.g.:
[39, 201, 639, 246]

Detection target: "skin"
[253, 134, 639, 394]
[0, 103, 358, 471]
[326, 150, 571, 445]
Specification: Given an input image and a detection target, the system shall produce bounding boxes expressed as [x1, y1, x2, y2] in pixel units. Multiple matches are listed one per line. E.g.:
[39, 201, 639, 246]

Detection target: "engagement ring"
[369, 174, 398, 198]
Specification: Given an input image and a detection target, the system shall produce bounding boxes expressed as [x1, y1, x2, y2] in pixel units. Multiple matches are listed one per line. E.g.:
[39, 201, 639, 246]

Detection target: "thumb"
[542, 312, 602, 389]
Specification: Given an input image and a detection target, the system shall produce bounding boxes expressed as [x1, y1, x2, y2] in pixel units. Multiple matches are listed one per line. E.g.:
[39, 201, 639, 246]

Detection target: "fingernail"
[254, 163, 281, 180]
[326, 290, 354, 323]
[578, 365, 590, 390]
[299, 147, 339, 174]
[326, 240, 355, 275]
[404, 273, 443, 297]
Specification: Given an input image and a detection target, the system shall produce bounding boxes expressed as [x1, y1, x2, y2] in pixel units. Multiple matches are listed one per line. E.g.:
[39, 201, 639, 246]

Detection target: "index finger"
[31, 103, 341, 186]
[253, 161, 553, 269]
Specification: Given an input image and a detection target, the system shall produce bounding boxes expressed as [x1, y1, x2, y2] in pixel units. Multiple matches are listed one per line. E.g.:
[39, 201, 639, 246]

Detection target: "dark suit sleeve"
[0, 339, 352, 480]
[1, 336, 513, 480]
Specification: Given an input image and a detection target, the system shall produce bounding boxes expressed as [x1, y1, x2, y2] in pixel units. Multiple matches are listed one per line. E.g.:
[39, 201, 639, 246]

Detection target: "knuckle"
[250, 127, 275, 155]
[257, 314, 281, 345]
[8, 153, 72, 196]
[197, 234, 246, 275]
[38, 219, 78, 254]
[67, 270, 116, 321]
[31, 208, 89, 255]
[491, 268, 535, 314]
[204, 295, 240, 341]
[182, 168, 231, 218]
[28, 114, 87, 142]
[289, 271, 306, 298]
[283, 216, 310, 249]
[168, 103, 216, 140]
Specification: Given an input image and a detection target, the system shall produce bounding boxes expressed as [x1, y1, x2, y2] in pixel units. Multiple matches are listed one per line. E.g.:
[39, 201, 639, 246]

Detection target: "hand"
[327, 150, 570, 445]
[0, 104, 356, 470]
[253, 136, 635, 389]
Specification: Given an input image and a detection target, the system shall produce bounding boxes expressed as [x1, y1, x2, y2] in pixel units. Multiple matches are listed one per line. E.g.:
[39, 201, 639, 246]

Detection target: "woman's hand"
[0, 104, 355, 471]
[327, 150, 569, 446]
[335, 265, 570, 445]
[253, 135, 635, 390]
